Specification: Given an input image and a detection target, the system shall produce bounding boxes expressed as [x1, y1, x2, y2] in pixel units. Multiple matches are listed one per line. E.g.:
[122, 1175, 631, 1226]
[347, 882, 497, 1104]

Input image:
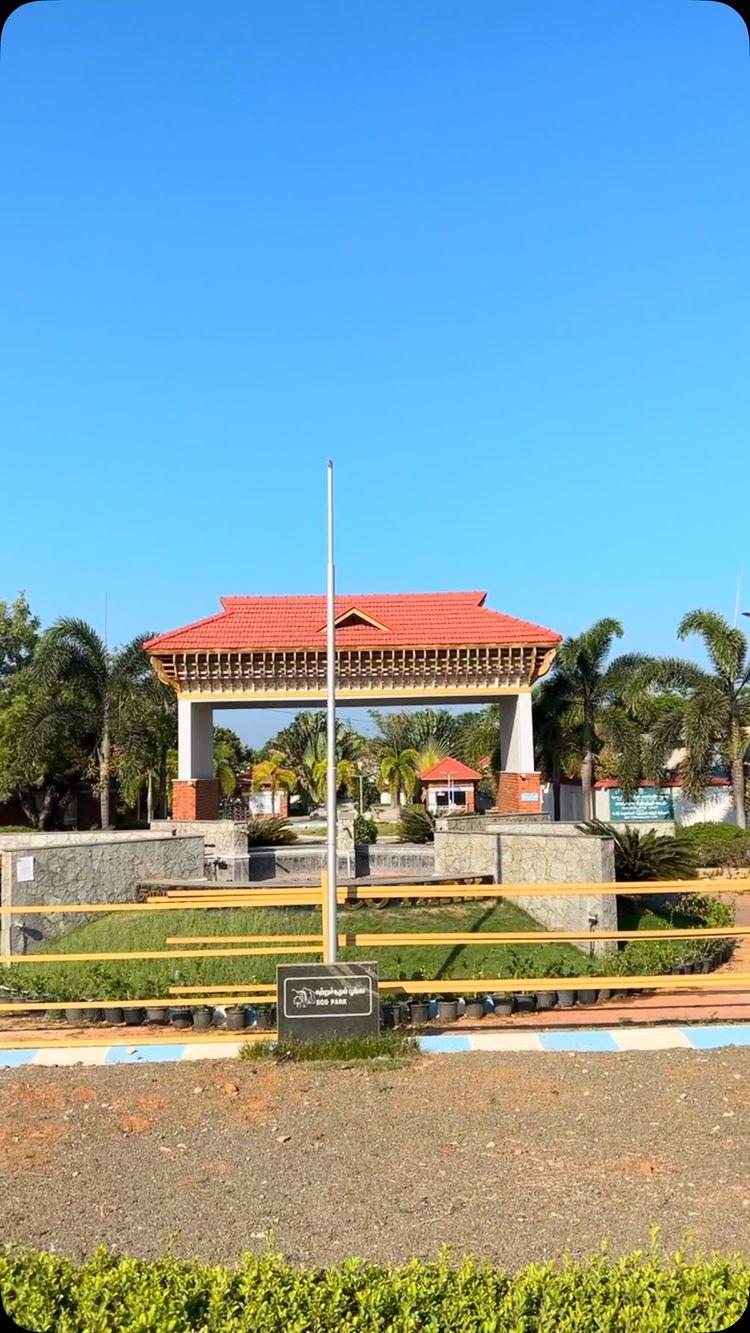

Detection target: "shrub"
[353, 814, 378, 845]
[245, 815, 297, 846]
[578, 821, 699, 881]
[398, 804, 435, 844]
[680, 821, 750, 868]
[0, 1243, 747, 1332]
[241, 1032, 418, 1062]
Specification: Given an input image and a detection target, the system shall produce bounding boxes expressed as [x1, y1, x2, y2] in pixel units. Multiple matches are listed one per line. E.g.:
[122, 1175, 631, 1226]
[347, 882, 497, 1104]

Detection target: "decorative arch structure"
[145, 591, 561, 821]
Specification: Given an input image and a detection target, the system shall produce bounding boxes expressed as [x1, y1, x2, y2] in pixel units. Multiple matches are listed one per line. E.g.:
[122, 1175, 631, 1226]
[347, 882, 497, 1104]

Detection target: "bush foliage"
[353, 814, 378, 845]
[0, 1244, 747, 1332]
[245, 815, 297, 846]
[680, 821, 750, 868]
[578, 821, 699, 882]
[397, 803, 435, 843]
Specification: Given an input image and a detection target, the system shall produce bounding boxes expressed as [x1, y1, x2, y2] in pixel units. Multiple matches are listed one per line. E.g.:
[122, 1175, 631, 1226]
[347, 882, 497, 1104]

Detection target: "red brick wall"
[496, 772, 542, 816]
[172, 779, 220, 821]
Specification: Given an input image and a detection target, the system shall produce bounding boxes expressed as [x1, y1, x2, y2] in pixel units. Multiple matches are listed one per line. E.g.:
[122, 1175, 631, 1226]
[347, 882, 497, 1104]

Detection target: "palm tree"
[311, 756, 358, 804]
[532, 678, 583, 821]
[30, 618, 152, 828]
[627, 610, 750, 828]
[378, 745, 420, 811]
[251, 751, 296, 807]
[540, 618, 647, 820]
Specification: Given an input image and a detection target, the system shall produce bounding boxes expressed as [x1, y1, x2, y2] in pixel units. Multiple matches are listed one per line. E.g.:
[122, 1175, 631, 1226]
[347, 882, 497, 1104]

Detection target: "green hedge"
[1, 1245, 747, 1332]
[680, 822, 750, 868]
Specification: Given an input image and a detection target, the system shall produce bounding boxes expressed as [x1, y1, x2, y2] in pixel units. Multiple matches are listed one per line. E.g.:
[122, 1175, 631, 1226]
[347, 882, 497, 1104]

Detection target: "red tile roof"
[419, 757, 483, 782]
[145, 593, 561, 653]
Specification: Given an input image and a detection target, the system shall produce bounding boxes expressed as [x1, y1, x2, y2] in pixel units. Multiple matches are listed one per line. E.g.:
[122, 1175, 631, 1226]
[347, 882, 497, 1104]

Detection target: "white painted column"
[177, 699, 214, 780]
[499, 693, 535, 773]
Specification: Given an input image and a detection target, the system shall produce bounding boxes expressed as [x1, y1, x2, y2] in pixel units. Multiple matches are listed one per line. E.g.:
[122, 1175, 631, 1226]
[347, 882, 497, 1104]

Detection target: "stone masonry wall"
[0, 832, 204, 957]
[433, 818, 617, 956]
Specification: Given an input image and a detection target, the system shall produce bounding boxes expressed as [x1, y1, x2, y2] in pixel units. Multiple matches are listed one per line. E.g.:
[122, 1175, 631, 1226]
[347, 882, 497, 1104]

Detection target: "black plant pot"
[437, 1000, 459, 1022]
[514, 994, 537, 1015]
[463, 1001, 485, 1020]
[124, 1007, 145, 1026]
[698, 958, 712, 974]
[577, 989, 599, 1005]
[145, 1006, 169, 1024]
[253, 1008, 271, 1031]
[409, 1002, 430, 1024]
[535, 991, 557, 1011]
[597, 989, 613, 1002]
[381, 1003, 401, 1029]
[65, 1007, 86, 1025]
[225, 1007, 247, 1032]
[556, 989, 577, 1008]
[104, 1006, 124, 1025]
[492, 997, 514, 1017]
[170, 1008, 193, 1030]
[192, 1009, 213, 1031]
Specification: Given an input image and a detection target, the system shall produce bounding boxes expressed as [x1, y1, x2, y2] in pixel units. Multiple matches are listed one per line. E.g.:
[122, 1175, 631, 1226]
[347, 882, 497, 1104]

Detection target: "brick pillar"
[496, 771, 542, 816]
[172, 779, 220, 821]
[466, 785, 476, 813]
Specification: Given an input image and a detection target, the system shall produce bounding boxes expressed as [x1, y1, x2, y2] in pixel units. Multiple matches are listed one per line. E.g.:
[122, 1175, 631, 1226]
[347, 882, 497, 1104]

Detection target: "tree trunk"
[18, 789, 43, 829]
[146, 772, 154, 824]
[580, 750, 594, 821]
[552, 757, 561, 822]
[100, 724, 112, 829]
[732, 756, 746, 829]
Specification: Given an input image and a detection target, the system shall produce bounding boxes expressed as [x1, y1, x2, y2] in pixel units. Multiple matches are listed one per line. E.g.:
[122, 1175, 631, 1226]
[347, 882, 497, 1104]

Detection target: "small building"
[419, 757, 482, 814]
[238, 768, 290, 819]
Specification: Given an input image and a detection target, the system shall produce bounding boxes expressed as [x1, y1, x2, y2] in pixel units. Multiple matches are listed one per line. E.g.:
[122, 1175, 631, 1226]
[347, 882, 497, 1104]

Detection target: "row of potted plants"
[58, 1004, 275, 1031]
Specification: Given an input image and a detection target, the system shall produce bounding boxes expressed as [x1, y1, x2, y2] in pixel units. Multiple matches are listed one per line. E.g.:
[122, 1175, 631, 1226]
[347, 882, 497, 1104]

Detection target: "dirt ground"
[0, 1050, 748, 1268]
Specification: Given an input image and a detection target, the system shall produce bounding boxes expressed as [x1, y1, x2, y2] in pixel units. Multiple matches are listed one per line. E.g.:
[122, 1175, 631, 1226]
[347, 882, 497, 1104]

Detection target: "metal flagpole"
[325, 459, 338, 963]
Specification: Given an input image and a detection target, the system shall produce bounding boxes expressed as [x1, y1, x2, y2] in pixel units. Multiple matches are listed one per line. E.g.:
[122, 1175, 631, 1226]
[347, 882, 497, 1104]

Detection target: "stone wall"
[150, 819, 247, 881]
[0, 832, 204, 957]
[247, 844, 435, 882]
[434, 817, 617, 955]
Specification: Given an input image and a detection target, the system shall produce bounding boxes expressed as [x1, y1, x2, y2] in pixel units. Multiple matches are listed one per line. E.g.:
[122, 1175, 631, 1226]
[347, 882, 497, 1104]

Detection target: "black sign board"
[277, 962, 380, 1040]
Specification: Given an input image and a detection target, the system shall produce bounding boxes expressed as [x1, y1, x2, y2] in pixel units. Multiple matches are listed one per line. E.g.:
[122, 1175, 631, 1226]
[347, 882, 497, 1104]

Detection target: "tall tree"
[377, 745, 420, 810]
[628, 610, 750, 828]
[30, 618, 154, 828]
[539, 618, 647, 819]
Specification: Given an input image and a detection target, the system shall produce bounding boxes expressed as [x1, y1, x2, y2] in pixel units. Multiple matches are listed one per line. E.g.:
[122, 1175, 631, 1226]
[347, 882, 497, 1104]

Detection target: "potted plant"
[169, 1006, 193, 1030]
[554, 963, 578, 1009]
[192, 1005, 213, 1031]
[145, 1005, 169, 1024]
[225, 1005, 247, 1032]
[463, 994, 484, 1021]
[123, 1006, 145, 1026]
[253, 1006, 271, 1031]
[103, 1005, 125, 1025]
[436, 995, 459, 1022]
[381, 1001, 401, 1029]
[513, 992, 537, 1015]
[64, 1006, 87, 1025]
[534, 988, 557, 1012]
[492, 993, 514, 1017]
[408, 999, 430, 1024]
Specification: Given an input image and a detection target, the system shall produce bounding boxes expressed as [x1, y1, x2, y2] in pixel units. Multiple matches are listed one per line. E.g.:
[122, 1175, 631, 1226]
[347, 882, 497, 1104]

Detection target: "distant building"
[419, 757, 483, 814]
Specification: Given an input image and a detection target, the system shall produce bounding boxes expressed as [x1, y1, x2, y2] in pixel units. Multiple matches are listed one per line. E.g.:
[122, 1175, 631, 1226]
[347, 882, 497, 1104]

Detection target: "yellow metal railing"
[0, 874, 747, 1028]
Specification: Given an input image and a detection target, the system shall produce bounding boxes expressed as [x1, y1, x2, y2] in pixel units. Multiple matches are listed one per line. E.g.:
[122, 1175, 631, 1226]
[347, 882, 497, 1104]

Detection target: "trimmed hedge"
[680, 822, 750, 869]
[1, 1245, 747, 1332]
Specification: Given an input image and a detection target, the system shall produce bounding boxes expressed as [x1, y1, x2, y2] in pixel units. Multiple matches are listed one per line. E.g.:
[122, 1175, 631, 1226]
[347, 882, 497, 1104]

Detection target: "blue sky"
[1, 0, 749, 744]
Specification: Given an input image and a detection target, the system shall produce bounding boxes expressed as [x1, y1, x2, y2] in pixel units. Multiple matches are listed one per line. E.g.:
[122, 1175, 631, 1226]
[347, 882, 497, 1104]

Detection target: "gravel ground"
[1, 1050, 748, 1268]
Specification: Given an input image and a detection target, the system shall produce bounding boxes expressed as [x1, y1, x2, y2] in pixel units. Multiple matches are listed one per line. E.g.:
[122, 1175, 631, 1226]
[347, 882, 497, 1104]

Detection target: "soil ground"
[1, 1049, 748, 1268]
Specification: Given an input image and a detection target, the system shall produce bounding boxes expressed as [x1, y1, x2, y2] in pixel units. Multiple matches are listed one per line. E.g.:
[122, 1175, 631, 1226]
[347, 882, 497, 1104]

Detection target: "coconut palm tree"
[378, 745, 420, 811]
[627, 610, 750, 828]
[251, 751, 296, 802]
[539, 618, 648, 820]
[30, 618, 153, 828]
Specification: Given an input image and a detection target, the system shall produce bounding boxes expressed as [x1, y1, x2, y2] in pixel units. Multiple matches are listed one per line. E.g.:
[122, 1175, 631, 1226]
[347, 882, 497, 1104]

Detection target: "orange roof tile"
[419, 757, 483, 782]
[145, 592, 561, 653]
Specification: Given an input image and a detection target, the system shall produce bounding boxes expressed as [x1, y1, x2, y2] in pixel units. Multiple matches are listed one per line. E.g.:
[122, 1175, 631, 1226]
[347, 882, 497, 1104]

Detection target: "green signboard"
[609, 787, 674, 822]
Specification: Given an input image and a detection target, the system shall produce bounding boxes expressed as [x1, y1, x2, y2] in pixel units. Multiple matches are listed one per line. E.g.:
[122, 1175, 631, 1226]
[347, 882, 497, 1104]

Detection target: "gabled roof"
[144, 593, 561, 653]
[419, 757, 483, 783]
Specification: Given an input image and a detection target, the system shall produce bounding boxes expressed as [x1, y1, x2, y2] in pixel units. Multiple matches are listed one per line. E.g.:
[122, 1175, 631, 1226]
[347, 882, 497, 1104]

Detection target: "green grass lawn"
[7, 898, 597, 1003]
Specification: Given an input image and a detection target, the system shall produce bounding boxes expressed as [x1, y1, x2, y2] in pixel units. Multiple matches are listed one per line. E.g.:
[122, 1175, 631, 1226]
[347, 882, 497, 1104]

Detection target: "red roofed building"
[145, 592, 561, 821]
[419, 757, 483, 814]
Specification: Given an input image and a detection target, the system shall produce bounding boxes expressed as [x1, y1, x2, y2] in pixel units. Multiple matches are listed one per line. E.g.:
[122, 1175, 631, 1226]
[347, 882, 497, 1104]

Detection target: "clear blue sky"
[1, 0, 749, 745]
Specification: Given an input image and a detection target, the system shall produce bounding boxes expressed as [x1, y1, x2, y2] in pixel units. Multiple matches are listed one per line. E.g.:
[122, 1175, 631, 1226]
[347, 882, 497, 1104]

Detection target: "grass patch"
[1, 1241, 747, 1332]
[9, 898, 594, 1003]
[240, 1031, 419, 1062]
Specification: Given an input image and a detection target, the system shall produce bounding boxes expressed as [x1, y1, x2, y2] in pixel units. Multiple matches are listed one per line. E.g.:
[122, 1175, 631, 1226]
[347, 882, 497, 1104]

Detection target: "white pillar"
[499, 693, 535, 773]
[177, 699, 214, 780]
